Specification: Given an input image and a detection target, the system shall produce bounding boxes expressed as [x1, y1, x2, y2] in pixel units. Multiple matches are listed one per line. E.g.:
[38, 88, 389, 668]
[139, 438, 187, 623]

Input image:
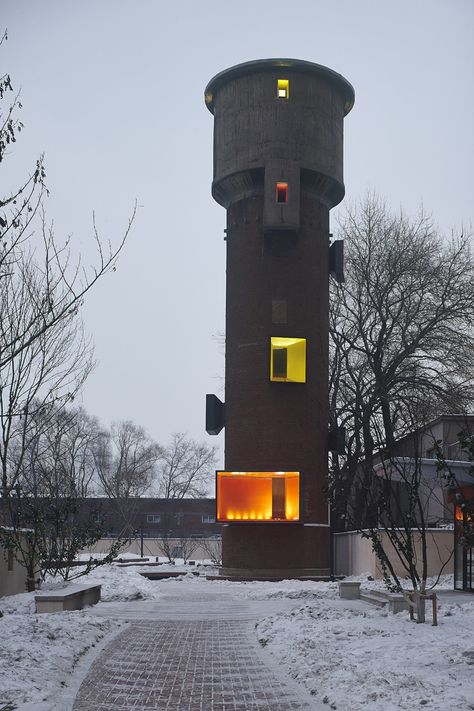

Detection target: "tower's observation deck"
[205, 59, 354, 578]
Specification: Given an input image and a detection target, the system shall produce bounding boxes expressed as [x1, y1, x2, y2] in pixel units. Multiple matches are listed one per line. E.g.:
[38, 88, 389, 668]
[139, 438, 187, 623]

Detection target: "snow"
[0, 564, 159, 710]
[74, 562, 164, 601]
[255, 576, 474, 711]
[0, 609, 120, 711]
[1, 566, 473, 710]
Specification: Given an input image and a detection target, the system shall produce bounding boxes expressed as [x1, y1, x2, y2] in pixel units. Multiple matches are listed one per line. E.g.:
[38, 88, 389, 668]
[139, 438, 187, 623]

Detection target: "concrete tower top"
[205, 58, 355, 116]
[205, 58, 355, 212]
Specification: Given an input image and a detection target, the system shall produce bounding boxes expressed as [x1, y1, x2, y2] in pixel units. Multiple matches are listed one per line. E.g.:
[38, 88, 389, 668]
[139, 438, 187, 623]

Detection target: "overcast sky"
[2, 0, 473, 467]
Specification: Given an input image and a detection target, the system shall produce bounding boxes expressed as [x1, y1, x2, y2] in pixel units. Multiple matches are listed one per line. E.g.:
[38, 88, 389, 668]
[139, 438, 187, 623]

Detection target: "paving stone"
[72, 619, 313, 710]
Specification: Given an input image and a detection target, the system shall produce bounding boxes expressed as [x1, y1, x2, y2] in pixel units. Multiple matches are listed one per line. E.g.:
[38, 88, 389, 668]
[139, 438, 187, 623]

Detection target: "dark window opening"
[273, 347, 288, 379]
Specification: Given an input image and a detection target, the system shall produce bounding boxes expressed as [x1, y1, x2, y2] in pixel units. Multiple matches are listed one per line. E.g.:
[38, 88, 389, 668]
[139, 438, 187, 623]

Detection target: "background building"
[333, 414, 474, 587]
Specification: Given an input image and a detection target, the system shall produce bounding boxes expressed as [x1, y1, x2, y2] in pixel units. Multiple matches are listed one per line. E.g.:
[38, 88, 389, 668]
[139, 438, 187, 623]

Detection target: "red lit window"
[276, 182, 288, 203]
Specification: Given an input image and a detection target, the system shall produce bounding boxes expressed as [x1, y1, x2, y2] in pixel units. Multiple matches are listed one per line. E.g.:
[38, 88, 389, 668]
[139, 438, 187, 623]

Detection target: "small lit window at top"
[277, 79, 289, 99]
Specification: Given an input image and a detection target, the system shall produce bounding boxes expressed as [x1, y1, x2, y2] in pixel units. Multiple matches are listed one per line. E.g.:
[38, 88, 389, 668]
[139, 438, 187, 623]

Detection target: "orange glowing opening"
[216, 471, 300, 522]
[455, 505, 473, 523]
[276, 182, 288, 203]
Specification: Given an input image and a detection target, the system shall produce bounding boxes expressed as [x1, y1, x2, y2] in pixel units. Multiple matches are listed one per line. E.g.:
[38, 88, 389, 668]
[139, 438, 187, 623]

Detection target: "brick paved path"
[72, 619, 314, 710]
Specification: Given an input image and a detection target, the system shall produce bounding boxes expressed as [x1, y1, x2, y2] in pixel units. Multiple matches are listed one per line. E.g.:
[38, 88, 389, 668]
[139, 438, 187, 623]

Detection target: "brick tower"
[205, 59, 354, 578]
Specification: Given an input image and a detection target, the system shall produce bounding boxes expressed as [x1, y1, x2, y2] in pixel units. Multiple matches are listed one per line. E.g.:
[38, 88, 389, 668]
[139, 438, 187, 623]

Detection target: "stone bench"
[339, 581, 361, 599]
[35, 583, 101, 613]
[388, 593, 409, 614]
[339, 582, 409, 614]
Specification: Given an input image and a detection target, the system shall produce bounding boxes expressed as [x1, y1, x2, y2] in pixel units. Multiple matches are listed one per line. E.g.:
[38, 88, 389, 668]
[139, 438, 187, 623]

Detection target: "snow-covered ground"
[253, 575, 474, 711]
[0, 563, 175, 710]
[0, 566, 473, 711]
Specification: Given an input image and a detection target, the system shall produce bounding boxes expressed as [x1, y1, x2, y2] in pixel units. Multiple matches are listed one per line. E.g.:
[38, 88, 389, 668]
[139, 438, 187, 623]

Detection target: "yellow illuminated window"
[216, 471, 300, 522]
[270, 337, 306, 383]
[276, 182, 288, 203]
[277, 79, 289, 99]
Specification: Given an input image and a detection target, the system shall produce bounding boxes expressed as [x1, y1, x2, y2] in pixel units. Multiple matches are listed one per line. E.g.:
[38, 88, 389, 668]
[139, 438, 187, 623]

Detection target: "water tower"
[205, 59, 354, 578]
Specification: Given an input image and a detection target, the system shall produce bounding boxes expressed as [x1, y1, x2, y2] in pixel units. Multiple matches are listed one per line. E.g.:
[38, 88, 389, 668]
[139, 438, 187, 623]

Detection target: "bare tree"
[155, 512, 199, 564]
[16, 405, 101, 499]
[176, 536, 199, 564]
[329, 195, 474, 596]
[94, 421, 162, 538]
[0, 40, 133, 588]
[0, 55, 135, 373]
[1, 405, 126, 586]
[0, 268, 94, 501]
[200, 536, 222, 565]
[2, 489, 123, 584]
[1, 32, 134, 377]
[157, 433, 217, 499]
[0, 46, 134, 501]
[95, 421, 161, 499]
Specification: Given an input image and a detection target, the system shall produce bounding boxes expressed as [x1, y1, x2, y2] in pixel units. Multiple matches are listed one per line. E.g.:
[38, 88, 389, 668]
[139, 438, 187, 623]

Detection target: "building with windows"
[68, 498, 221, 539]
[333, 414, 474, 589]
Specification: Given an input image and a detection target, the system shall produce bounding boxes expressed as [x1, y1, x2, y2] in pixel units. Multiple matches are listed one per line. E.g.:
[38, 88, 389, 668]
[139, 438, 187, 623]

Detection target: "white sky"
[2, 0, 473, 467]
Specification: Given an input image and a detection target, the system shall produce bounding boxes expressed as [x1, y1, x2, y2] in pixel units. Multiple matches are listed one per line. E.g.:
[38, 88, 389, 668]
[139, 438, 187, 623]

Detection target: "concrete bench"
[348, 586, 409, 614]
[35, 583, 101, 613]
[387, 593, 409, 614]
[339, 581, 361, 599]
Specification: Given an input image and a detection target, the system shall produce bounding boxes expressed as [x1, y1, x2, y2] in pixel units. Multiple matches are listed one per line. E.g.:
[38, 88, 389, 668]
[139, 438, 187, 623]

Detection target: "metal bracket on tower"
[328, 425, 346, 455]
[206, 394, 225, 435]
[329, 240, 344, 283]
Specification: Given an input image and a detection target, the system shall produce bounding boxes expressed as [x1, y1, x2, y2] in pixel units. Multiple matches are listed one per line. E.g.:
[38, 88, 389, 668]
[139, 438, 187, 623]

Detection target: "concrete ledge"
[214, 567, 331, 581]
[358, 588, 410, 614]
[360, 590, 388, 607]
[388, 593, 409, 614]
[139, 570, 200, 580]
[339, 581, 361, 599]
[35, 584, 101, 613]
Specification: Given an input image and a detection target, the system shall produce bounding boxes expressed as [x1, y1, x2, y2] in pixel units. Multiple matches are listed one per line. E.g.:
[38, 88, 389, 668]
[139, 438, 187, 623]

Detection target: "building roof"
[204, 58, 355, 116]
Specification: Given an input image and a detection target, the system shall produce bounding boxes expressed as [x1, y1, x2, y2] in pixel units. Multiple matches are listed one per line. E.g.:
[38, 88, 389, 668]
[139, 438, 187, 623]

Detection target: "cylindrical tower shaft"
[205, 59, 354, 577]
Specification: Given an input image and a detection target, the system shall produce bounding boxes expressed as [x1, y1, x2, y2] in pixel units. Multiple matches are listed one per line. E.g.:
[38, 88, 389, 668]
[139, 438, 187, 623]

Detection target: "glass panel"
[216, 471, 300, 522]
